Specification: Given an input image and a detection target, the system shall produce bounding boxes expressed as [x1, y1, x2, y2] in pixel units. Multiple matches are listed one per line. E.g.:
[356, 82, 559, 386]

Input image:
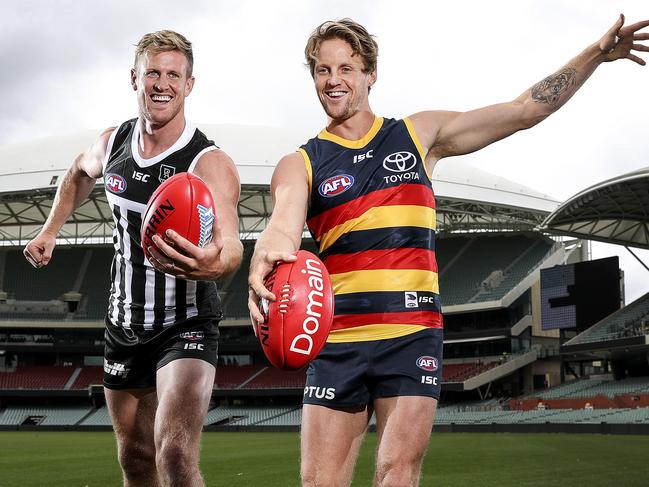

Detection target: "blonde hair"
[134, 30, 194, 77]
[304, 19, 378, 77]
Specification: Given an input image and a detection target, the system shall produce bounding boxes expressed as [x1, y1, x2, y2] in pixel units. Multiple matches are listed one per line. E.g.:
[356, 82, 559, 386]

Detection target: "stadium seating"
[0, 366, 74, 389]
[72, 366, 104, 388]
[244, 367, 307, 389]
[565, 292, 649, 346]
[437, 234, 552, 306]
[0, 406, 91, 426]
[214, 364, 265, 388]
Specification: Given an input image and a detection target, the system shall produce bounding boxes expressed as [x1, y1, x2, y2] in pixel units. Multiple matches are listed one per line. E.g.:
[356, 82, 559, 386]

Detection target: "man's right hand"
[247, 250, 298, 329]
[23, 232, 56, 269]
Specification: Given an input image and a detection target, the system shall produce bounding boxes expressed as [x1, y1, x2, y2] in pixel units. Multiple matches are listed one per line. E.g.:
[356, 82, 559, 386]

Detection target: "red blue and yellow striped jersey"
[300, 116, 443, 343]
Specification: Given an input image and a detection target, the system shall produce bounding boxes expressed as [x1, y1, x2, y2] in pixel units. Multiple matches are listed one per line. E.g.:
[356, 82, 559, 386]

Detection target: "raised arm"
[23, 127, 114, 268]
[148, 149, 244, 281]
[247, 151, 310, 325]
[410, 15, 649, 170]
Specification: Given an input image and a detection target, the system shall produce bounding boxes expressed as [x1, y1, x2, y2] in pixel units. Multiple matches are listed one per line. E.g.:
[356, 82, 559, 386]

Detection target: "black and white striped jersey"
[102, 118, 221, 331]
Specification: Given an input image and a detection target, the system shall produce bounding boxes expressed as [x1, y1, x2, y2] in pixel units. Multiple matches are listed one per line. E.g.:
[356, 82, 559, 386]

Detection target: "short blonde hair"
[134, 30, 194, 77]
[304, 19, 378, 77]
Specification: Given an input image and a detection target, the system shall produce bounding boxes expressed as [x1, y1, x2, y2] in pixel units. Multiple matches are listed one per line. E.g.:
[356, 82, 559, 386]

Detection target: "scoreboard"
[540, 256, 621, 331]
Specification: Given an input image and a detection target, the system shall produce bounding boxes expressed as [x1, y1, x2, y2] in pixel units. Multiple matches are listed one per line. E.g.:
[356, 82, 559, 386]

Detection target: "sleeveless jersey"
[103, 118, 220, 331]
[301, 117, 443, 343]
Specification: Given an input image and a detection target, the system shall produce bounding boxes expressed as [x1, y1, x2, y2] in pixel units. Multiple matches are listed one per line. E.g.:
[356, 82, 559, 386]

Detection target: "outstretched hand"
[599, 14, 649, 65]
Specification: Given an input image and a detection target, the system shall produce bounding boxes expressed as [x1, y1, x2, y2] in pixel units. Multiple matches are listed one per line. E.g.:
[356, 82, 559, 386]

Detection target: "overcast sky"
[2, 0, 648, 301]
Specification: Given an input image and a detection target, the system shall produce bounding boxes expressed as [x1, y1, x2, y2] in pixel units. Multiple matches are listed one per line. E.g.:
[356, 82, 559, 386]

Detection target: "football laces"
[278, 284, 291, 314]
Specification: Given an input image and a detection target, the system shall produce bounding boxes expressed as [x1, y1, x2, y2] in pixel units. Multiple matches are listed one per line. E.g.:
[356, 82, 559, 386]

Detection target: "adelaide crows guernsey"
[102, 118, 220, 331]
[301, 117, 443, 343]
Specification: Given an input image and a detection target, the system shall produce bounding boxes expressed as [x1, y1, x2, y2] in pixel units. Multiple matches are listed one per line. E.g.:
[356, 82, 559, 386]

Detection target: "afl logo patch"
[416, 356, 438, 372]
[383, 151, 417, 173]
[105, 173, 127, 194]
[319, 174, 354, 197]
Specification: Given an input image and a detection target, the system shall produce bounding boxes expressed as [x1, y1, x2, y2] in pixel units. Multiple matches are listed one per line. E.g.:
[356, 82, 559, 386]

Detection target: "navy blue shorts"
[303, 328, 443, 408]
[103, 316, 219, 390]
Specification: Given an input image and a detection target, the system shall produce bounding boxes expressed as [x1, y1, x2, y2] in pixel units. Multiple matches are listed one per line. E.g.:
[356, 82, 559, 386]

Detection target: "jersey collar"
[317, 116, 383, 149]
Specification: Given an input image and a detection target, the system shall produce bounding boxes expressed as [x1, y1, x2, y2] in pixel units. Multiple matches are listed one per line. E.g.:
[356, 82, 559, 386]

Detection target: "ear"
[185, 76, 195, 97]
[131, 68, 138, 91]
[368, 69, 377, 87]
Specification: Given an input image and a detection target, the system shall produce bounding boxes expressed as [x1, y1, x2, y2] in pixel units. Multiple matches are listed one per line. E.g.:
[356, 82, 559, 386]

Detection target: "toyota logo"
[383, 151, 417, 172]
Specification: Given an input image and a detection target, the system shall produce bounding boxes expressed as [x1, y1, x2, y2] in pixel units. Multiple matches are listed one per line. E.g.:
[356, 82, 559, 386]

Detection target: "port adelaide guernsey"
[102, 118, 220, 331]
[301, 116, 443, 343]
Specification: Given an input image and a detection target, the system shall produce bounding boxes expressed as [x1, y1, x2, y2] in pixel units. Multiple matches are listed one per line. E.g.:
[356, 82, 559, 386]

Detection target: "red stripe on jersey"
[323, 248, 438, 275]
[332, 311, 443, 330]
[307, 184, 435, 239]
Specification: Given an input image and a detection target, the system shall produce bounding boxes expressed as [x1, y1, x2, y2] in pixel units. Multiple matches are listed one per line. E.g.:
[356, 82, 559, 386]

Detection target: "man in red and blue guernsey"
[249, 17, 649, 487]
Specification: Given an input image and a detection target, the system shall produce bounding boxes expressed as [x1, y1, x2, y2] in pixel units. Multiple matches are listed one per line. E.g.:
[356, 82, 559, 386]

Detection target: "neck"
[138, 112, 186, 159]
[326, 109, 376, 140]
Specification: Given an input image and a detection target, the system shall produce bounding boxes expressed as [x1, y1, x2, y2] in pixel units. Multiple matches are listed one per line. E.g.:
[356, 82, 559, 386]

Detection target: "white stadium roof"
[0, 123, 559, 244]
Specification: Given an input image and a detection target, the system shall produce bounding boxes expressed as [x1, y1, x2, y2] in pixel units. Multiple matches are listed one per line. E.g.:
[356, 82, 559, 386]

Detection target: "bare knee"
[117, 438, 157, 480]
[156, 433, 198, 483]
[375, 455, 424, 487]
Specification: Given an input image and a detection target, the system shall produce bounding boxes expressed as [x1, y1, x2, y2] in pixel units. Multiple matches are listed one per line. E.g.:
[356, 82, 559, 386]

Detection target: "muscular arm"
[411, 15, 649, 170]
[194, 149, 243, 278]
[247, 152, 309, 323]
[24, 128, 114, 267]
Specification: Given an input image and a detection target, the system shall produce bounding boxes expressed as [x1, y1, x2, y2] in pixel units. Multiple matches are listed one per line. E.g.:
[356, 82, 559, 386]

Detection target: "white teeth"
[327, 91, 346, 98]
[152, 95, 171, 102]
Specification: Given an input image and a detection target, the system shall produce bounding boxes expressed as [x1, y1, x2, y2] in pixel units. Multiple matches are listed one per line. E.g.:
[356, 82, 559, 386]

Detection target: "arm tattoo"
[530, 67, 577, 105]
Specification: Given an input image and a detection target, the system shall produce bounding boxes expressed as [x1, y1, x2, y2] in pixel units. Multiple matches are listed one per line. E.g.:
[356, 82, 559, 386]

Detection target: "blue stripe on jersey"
[334, 290, 442, 315]
[319, 226, 436, 259]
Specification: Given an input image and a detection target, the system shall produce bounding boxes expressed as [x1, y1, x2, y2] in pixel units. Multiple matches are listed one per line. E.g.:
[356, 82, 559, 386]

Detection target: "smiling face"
[313, 38, 376, 122]
[131, 50, 194, 130]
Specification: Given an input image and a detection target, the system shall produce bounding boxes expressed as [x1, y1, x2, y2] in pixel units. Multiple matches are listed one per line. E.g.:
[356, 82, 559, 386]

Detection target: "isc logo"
[416, 356, 439, 372]
[132, 170, 150, 182]
[319, 174, 354, 197]
[105, 173, 127, 194]
[183, 343, 204, 350]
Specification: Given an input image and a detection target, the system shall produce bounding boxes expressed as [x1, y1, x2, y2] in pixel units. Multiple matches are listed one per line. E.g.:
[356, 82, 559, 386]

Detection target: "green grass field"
[1, 431, 648, 486]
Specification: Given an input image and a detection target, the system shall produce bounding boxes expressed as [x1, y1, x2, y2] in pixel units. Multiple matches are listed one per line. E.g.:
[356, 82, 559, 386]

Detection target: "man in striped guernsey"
[248, 16, 649, 487]
[24, 31, 242, 486]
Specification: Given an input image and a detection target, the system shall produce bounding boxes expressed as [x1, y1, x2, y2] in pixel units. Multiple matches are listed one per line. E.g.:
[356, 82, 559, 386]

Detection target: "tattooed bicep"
[530, 67, 577, 105]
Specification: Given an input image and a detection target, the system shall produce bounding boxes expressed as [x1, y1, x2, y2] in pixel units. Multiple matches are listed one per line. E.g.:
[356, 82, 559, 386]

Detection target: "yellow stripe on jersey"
[327, 324, 428, 342]
[403, 116, 432, 182]
[318, 205, 436, 253]
[331, 268, 439, 295]
[318, 117, 384, 149]
[298, 148, 313, 195]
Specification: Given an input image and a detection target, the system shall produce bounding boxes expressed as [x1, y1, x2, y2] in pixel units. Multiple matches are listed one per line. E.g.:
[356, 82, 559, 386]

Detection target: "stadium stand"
[244, 367, 307, 389]
[72, 366, 104, 389]
[0, 366, 74, 389]
[563, 292, 649, 346]
[437, 233, 553, 306]
[214, 364, 265, 389]
[0, 406, 91, 426]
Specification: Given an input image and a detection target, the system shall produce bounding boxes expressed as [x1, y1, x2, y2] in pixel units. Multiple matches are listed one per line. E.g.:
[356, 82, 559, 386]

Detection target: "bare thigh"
[301, 404, 372, 487]
[154, 358, 215, 457]
[373, 396, 437, 486]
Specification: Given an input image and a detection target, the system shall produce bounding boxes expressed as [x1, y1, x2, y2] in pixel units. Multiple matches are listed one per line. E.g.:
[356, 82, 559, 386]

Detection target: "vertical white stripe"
[164, 273, 176, 326]
[143, 267, 156, 330]
[186, 280, 197, 305]
[122, 217, 133, 327]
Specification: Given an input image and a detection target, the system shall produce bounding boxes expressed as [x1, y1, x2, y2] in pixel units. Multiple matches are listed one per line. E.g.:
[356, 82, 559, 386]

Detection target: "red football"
[140, 172, 215, 262]
[258, 250, 334, 370]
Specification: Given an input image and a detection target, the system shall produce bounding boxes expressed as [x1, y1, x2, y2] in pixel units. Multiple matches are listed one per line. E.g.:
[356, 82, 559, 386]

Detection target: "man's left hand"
[148, 227, 226, 281]
[599, 14, 649, 65]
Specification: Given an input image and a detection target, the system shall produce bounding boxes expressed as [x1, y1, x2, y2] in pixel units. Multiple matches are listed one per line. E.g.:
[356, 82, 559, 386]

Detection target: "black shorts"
[303, 328, 443, 408]
[103, 316, 219, 390]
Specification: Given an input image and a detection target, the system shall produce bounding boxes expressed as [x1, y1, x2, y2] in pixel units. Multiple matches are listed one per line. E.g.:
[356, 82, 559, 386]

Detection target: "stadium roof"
[540, 166, 649, 250]
[0, 124, 560, 244]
